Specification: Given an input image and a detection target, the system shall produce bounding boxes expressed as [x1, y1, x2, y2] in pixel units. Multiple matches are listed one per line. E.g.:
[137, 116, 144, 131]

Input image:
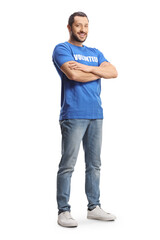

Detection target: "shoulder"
[54, 42, 70, 52]
[53, 42, 72, 60]
[52, 42, 75, 66]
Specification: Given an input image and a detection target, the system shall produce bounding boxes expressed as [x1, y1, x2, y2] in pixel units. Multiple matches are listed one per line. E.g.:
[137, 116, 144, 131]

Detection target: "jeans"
[57, 119, 103, 214]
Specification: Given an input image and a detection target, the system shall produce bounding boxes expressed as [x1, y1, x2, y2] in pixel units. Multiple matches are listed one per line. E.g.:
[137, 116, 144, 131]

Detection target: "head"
[67, 12, 89, 44]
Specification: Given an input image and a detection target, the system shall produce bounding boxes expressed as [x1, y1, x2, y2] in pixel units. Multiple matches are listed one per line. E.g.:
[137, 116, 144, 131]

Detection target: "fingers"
[69, 62, 79, 67]
[68, 62, 81, 70]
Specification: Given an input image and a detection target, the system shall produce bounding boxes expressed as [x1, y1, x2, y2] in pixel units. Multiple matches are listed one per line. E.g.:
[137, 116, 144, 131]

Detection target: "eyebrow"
[75, 22, 88, 25]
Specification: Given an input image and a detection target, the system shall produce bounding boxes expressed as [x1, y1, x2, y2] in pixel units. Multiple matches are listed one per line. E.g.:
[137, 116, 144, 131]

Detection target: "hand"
[68, 62, 92, 73]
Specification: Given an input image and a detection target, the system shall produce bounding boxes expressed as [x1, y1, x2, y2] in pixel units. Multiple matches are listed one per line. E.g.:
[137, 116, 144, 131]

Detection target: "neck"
[68, 38, 83, 47]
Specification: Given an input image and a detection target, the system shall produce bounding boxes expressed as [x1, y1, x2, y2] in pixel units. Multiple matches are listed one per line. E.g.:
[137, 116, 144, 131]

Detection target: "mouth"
[78, 33, 86, 38]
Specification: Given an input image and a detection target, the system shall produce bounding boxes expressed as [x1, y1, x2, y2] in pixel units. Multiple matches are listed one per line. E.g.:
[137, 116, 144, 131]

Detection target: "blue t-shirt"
[52, 41, 108, 120]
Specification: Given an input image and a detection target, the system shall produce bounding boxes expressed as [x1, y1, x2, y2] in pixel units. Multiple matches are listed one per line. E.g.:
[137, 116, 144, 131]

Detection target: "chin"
[72, 33, 87, 43]
[78, 37, 87, 43]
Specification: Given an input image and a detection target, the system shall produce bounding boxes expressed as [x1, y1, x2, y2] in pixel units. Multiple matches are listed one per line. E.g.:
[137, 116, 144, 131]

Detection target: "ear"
[67, 24, 71, 32]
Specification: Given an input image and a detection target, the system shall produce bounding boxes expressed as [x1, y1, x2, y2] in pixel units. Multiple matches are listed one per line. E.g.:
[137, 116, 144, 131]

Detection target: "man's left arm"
[68, 61, 118, 79]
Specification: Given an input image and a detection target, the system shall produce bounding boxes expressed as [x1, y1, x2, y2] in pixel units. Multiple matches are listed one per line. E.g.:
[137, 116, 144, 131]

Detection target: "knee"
[58, 165, 75, 176]
[85, 161, 101, 173]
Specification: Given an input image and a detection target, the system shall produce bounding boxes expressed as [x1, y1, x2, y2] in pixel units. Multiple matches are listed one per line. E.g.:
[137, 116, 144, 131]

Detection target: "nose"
[80, 25, 85, 32]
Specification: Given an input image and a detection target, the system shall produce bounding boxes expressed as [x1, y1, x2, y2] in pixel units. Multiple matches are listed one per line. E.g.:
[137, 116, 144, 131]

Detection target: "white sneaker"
[58, 211, 78, 227]
[87, 206, 116, 221]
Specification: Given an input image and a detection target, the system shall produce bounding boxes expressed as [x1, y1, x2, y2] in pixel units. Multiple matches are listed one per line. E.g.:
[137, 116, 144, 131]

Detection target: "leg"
[82, 119, 103, 210]
[57, 119, 89, 214]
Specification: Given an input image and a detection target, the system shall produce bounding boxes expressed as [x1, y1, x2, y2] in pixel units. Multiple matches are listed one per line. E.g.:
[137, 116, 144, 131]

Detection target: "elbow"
[111, 66, 118, 78]
[68, 72, 83, 82]
[67, 72, 77, 81]
[103, 66, 118, 79]
[104, 70, 118, 79]
[113, 69, 118, 78]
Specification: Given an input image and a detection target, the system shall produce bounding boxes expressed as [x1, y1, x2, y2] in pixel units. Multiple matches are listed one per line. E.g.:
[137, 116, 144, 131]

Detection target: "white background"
[0, 0, 160, 239]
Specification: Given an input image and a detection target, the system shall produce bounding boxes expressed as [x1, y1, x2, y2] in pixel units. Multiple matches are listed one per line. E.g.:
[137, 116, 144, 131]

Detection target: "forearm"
[69, 61, 118, 79]
[70, 70, 99, 82]
[90, 64, 118, 79]
[61, 61, 99, 83]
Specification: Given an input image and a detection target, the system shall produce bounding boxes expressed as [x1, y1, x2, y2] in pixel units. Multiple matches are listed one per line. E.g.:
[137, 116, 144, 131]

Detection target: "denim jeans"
[57, 119, 103, 214]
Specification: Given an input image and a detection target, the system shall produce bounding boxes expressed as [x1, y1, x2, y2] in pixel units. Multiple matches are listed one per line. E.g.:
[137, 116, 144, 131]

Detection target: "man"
[52, 12, 118, 228]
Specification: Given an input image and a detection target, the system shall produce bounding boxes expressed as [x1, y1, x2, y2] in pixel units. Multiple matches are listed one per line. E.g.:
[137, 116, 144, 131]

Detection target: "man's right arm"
[61, 61, 99, 83]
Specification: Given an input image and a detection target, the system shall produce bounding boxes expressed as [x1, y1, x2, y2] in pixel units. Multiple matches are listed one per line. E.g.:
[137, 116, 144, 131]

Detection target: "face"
[69, 16, 89, 43]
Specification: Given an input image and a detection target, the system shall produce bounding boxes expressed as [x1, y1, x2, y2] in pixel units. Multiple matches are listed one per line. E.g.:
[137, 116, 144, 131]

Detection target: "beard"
[71, 30, 87, 43]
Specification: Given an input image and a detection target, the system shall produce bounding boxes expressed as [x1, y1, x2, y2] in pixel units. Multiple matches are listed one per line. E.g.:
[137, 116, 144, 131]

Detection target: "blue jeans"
[57, 119, 103, 214]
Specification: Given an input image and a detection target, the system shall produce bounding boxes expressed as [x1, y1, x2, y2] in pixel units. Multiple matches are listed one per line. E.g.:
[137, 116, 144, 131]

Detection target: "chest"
[70, 48, 99, 66]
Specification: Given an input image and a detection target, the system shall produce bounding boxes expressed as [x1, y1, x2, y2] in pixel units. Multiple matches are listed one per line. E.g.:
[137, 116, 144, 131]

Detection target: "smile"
[78, 33, 86, 37]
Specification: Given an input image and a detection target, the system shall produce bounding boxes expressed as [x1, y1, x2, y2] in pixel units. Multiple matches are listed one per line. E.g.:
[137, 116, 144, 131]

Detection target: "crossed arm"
[60, 61, 118, 83]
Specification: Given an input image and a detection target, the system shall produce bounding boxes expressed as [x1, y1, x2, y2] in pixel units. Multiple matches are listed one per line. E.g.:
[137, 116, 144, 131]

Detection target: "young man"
[52, 12, 118, 228]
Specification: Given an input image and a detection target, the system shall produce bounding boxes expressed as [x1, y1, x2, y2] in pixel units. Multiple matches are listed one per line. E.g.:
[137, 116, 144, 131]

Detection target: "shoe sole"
[57, 221, 78, 228]
[87, 216, 116, 221]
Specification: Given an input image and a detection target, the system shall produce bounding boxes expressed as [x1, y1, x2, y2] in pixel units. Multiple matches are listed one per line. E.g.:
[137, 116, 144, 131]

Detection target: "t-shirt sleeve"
[96, 49, 109, 66]
[52, 43, 75, 69]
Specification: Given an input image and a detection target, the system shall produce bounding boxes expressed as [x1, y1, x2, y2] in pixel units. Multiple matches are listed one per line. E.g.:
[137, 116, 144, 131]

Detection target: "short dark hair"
[68, 12, 89, 27]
